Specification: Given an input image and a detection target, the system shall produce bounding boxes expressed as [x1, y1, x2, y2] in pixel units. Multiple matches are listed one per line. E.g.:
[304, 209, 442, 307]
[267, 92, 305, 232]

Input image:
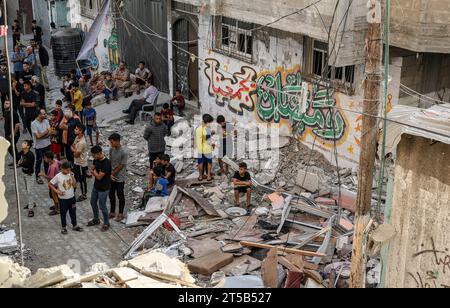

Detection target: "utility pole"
[350, 0, 383, 288]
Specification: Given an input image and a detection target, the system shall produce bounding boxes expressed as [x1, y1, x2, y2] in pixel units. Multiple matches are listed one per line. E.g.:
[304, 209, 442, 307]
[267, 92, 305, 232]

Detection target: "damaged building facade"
[160, 0, 449, 168]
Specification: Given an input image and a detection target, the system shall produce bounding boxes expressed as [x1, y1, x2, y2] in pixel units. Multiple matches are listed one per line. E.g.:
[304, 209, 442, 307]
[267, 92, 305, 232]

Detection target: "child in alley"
[232, 162, 252, 208]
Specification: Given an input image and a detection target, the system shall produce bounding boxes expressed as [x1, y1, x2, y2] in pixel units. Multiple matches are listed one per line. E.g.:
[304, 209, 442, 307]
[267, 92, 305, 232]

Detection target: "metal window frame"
[213, 16, 254, 63]
[80, 0, 102, 19]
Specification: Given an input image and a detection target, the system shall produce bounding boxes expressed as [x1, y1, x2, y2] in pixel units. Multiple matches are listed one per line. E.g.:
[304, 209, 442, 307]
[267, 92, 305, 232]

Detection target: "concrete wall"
[177, 0, 368, 67]
[390, 0, 450, 53]
[67, 0, 115, 72]
[197, 12, 366, 168]
[386, 135, 450, 288]
[6, 0, 20, 26]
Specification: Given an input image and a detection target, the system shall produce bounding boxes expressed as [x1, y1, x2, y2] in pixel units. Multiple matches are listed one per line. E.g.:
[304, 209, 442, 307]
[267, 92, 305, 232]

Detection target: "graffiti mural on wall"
[104, 27, 119, 70]
[204, 59, 350, 143]
[204, 58, 257, 115]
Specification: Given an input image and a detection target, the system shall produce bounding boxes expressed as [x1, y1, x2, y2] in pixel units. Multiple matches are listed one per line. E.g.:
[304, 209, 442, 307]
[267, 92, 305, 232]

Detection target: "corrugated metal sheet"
[116, 0, 169, 92]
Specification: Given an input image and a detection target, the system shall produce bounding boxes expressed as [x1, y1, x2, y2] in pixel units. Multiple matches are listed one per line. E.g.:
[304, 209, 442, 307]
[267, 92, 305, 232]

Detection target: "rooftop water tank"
[51, 28, 83, 77]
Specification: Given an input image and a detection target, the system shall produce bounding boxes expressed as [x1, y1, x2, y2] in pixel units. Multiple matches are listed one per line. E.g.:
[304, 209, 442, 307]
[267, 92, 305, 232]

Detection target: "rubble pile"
[88, 116, 388, 288]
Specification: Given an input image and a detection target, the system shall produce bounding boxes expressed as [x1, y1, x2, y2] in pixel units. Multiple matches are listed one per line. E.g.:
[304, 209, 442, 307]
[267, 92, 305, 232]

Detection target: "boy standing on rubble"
[196, 114, 214, 181]
[232, 162, 252, 208]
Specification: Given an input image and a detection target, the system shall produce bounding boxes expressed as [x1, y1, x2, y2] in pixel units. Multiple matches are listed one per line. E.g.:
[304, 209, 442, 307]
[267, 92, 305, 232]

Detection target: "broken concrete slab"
[126, 251, 195, 284]
[0, 230, 18, 253]
[296, 170, 319, 193]
[125, 274, 178, 288]
[111, 267, 140, 283]
[0, 257, 31, 288]
[188, 251, 234, 276]
[220, 255, 261, 276]
[305, 278, 325, 288]
[25, 265, 76, 288]
[125, 211, 148, 227]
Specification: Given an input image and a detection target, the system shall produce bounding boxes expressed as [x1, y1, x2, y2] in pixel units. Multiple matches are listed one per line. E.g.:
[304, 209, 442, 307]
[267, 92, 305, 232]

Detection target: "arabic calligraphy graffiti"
[204, 59, 349, 142]
[204, 58, 257, 115]
[256, 68, 347, 141]
[407, 237, 450, 288]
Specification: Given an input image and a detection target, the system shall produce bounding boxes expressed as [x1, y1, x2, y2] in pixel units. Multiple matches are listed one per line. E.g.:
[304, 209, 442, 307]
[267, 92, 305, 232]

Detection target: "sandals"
[61, 228, 68, 235]
[198, 176, 203, 182]
[76, 195, 87, 202]
[87, 219, 101, 227]
[28, 210, 35, 218]
[27, 204, 36, 217]
[36, 178, 44, 185]
[73, 226, 83, 232]
[101, 224, 110, 232]
[49, 210, 59, 216]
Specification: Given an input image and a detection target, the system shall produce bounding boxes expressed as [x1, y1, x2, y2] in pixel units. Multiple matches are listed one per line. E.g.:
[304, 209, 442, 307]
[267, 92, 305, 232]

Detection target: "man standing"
[11, 45, 25, 79]
[108, 133, 128, 222]
[21, 81, 38, 135]
[71, 123, 88, 202]
[3, 100, 21, 164]
[60, 109, 80, 163]
[113, 61, 132, 97]
[21, 63, 34, 83]
[32, 20, 43, 45]
[24, 47, 38, 77]
[143, 112, 168, 169]
[134, 61, 151, 95]
[31, 109, 52, 184]
[12, 20, 21, 47]
[123, 79, 159, 125]
[88, 145, 112, 232]
[31, 76, 46, 110]
[32, 41, 50, 91]
[0, 64, 9, 116]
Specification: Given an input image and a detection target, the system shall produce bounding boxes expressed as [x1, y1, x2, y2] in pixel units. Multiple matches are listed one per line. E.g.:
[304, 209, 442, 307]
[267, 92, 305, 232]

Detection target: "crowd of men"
[1, 20, 252, 236]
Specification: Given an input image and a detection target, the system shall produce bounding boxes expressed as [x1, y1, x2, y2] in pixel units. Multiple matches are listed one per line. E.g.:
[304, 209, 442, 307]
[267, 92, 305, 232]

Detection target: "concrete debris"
[25, 265, 76, 288]
[296, 170, 320, 193]
[223, 275, 264, 288]
[0, 257, 31, 288]
[0, 230, 18, 253]
[188, 251, 234, 276]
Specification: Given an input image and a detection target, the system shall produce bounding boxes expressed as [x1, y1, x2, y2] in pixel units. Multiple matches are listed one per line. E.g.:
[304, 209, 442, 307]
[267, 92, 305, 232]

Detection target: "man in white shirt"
[31, 109, 52, 184]
[49, 162, 83, 234]
[123, 79, 159, 125]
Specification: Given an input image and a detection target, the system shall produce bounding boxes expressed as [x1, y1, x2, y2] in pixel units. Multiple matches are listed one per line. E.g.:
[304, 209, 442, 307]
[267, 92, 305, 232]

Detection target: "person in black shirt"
[21, 63, 34, 82]
[32, 20, 43, 45]
[232, 162, 252, 208]
[0, 64, 9, 116]
[160, 154, 176, 186]
[17, 140, 36, 215]
[3, 100, 21, 164]
[31, 76, 46, 110]
[20, 81, 38, 135]
[88, 145, 112, 231]
[12, 20, 21, 47]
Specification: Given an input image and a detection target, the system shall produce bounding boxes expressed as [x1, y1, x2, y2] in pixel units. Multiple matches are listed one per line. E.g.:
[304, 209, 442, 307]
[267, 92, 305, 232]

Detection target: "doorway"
[172, 18, 199, 101]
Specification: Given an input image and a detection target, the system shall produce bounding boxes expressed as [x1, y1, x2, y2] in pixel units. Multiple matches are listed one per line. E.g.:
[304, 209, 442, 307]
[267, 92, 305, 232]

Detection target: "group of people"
[195, 114, 253, 208]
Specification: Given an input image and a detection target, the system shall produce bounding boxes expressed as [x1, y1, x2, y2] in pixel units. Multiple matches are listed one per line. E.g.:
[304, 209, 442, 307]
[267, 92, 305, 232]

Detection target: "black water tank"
[51, 28, 83, 77]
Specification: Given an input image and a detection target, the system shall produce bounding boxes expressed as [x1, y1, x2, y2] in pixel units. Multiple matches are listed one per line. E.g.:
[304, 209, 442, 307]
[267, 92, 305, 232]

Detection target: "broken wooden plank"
[188, 251, 234, 276]
[239, 241, 326, 257]
[278, 256, 301, 272]
[304, 261, 319, 271]
[304, 269, 323, 284]
[277, 195, 293, 234]
[187, 227, 228, 238]
[178, 187, 220, 216]
[293, 226, 331, 250]
[284, 271, 303, 288]
[261, 248, 278, 288]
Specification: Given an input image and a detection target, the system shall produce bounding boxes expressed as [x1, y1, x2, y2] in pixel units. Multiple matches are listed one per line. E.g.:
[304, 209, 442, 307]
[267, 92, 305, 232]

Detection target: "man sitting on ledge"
[123, 79, 159, 125]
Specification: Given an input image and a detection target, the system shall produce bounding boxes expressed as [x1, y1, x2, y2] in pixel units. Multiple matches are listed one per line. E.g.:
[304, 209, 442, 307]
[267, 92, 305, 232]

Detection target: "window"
[213, 16, 254, 62]
[311, 39, 355, 87]
[80, 0, 103, 19]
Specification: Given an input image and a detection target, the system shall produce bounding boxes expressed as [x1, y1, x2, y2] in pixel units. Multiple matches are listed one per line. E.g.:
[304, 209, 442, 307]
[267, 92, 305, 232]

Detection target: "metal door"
[173, 19, 190, 98]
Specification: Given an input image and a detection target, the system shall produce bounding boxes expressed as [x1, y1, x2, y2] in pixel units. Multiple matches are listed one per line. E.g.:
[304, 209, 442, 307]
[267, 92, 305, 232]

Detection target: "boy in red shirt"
[161, 103, 174, 135]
